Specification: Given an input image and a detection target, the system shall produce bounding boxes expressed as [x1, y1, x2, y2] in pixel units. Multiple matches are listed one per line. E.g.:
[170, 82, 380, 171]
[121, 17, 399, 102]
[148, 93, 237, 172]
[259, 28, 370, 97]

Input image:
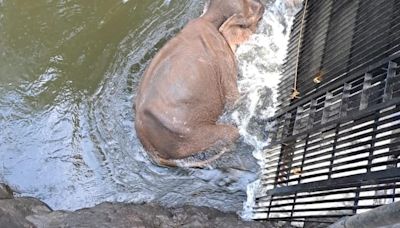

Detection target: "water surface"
[0, 0, 300, 215]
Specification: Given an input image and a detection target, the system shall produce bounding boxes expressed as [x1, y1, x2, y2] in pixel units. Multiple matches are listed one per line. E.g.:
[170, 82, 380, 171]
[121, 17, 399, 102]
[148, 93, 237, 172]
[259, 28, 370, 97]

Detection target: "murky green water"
[0, 0, 219, 210]
[1, 0, 192, 101]
[0, 0, 300, 215]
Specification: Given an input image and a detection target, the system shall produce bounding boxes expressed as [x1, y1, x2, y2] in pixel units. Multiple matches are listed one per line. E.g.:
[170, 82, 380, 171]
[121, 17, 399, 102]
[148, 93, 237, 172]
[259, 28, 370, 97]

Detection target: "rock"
[0, 183, 290, 228]
[28, 203, 275, 228]
[0, 197, 52, 228]
[0, 183, 13, 199]
[329, 201, 400, 228]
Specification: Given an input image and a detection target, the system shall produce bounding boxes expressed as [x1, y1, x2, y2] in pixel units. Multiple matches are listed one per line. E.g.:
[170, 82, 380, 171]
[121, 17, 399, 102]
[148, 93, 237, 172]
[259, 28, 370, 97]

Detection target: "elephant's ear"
[219, 14, 253, 53]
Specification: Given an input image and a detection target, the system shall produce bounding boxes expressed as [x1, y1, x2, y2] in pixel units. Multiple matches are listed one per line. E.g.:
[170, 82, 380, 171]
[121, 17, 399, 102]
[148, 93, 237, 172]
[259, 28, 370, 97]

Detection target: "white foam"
[234, 0, 301, 220]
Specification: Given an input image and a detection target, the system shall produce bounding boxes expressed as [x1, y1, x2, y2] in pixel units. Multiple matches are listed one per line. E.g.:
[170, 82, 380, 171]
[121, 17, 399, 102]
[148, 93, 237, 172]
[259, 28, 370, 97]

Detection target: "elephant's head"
[202, 0, 265, 52]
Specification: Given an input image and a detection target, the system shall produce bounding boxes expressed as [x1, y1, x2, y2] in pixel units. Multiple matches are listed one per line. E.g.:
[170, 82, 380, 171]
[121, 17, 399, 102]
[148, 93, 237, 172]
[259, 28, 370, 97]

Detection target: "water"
[234, 0, 302, 219]
[0, 0, 301, 216]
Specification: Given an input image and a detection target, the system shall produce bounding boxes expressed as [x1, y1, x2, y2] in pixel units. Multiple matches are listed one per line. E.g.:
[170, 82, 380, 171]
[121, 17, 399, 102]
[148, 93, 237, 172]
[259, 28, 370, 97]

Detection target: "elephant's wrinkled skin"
[135, 0, 264, 167]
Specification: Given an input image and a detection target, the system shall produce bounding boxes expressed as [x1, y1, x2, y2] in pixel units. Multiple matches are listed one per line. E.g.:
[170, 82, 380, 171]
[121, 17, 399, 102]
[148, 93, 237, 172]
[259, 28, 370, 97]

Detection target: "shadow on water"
[0, 0, 301, 215]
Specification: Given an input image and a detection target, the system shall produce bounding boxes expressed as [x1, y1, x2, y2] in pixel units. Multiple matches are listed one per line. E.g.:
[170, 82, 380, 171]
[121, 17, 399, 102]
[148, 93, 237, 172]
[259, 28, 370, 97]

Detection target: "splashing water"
[233, 0, 302, 219]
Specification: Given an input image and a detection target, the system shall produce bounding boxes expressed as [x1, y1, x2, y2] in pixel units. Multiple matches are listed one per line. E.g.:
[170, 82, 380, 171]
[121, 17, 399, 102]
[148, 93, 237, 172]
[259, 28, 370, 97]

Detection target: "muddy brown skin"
[135, 0, 264, 167]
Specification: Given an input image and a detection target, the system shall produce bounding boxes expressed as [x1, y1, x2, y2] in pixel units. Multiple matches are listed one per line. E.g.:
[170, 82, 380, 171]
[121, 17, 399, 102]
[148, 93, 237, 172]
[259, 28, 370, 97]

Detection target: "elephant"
[135, 0, 265, 167]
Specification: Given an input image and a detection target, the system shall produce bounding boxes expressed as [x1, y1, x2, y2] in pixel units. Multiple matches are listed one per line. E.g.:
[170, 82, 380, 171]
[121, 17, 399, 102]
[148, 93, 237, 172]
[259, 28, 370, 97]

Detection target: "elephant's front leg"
[223, 82, 240, 111]
[221, 67, 240, 111]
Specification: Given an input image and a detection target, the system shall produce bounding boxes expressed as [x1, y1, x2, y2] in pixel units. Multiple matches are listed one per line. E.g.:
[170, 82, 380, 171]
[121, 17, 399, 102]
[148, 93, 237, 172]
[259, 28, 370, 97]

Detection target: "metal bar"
[257, 205, 381, 213]
[271, 159, 400, 186]
[266, 168, 400, 196]
[260, 194, 400, 209]
[297, 134, 310, 183]
[263, 133, 400, 175]
[384, 61, 398, 102]
[267, 96, 400, 148]
[254, 218, 336, 224]
[266, 148, 400, 182]
[254, 215, 351, 220]
[256, 182, 400, 202]
[328, 124, 340, 179]
[353, 186, 361, 214]
[274, 52, 400, 119]
[359, 73, 372, 110]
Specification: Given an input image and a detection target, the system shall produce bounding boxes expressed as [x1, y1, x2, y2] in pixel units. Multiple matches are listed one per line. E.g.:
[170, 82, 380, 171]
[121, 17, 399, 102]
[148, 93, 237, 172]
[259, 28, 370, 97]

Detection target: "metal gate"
[253, 0, 400, 225]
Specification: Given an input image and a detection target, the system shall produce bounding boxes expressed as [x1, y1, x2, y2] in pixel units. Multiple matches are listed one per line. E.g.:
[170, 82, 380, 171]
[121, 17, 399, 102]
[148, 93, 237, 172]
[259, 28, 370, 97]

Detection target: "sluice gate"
[254, 0, 400, 225]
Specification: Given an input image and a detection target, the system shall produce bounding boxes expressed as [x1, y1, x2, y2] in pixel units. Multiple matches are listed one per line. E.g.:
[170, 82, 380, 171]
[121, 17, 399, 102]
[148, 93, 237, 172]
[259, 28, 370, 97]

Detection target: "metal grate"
[255, 0, 400, 225]
[276, 8, 304, 110]
[255, 58, 400, 224]
[282, 0, 400, 103]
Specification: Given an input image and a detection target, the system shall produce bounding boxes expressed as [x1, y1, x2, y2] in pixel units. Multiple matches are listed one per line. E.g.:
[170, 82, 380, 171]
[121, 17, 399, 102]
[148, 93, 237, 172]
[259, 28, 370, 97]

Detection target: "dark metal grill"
[255, 0, 400, 225]
[280, 0, 400, 103]
[276, 9, 304, 110]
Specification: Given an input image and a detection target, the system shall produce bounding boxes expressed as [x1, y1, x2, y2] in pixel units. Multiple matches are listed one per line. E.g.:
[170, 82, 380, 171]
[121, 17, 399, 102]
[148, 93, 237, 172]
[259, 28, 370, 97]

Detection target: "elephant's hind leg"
[174, 124, 240, 165]
[151, 149, 229, 168]
[175, 147, 229, 168]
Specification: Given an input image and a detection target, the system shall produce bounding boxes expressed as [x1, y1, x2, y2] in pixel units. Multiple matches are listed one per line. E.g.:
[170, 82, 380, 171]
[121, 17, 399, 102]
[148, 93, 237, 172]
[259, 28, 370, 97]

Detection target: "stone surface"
[0, 197, 52, 228]
[0, 183, 13, 199]
[329, 201, 400, 228]
[0, 183, 291, 228]
[28, 203, 279, 228]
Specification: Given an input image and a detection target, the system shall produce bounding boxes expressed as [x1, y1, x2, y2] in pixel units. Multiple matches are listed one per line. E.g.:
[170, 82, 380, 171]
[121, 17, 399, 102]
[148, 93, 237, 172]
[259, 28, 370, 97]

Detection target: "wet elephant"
[135, 0, 265, 167]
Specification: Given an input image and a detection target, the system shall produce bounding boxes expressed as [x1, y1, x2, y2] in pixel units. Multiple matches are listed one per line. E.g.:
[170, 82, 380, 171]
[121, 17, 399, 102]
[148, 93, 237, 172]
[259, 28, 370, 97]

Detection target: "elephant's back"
[181, 18, 236, 65]
[137, 18, 235, 118]
[135, 17, 237, 157]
